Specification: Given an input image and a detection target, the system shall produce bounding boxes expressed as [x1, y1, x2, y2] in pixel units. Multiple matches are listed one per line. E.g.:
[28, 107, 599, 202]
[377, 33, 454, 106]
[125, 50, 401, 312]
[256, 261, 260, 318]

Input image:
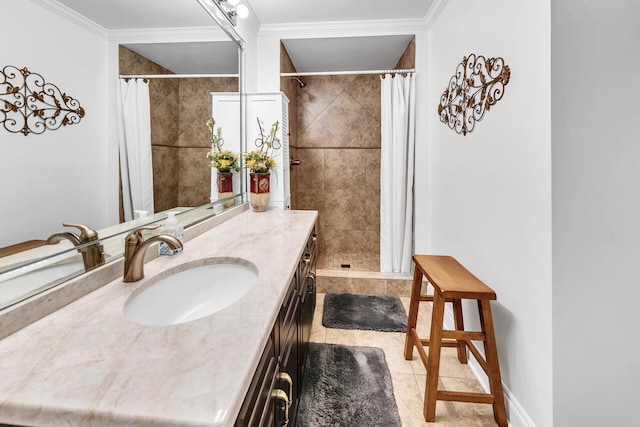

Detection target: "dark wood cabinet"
[235, 226, 317, 427]
[298, 230, 317, 382]
[235, 335, 277, 427]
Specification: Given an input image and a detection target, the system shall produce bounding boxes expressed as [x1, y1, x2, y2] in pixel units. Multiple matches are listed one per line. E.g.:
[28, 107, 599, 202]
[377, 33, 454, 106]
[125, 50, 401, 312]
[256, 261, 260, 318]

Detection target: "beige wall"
[293, 74, 382, 270]
[176, 77, 237, 207]
[119, 47, 237, 214]
[395, 37, 415, 70]
[280, 44, 299, 208]
[285, 40, 414, 271]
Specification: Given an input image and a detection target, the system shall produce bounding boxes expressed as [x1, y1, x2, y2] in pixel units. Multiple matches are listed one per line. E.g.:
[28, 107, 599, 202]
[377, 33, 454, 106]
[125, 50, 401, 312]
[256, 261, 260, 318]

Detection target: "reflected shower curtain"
[116, 79, 154, 222]
[380, 73, 416, 274]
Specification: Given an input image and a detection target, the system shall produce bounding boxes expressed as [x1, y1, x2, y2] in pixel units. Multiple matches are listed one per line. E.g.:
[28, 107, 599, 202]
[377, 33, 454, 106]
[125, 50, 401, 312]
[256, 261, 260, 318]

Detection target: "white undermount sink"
[123, 259, 258, 326]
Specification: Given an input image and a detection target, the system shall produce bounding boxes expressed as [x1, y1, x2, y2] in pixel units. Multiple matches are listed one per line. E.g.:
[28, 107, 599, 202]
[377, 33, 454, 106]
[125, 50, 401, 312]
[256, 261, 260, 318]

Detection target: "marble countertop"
[0, 209, 317, 427]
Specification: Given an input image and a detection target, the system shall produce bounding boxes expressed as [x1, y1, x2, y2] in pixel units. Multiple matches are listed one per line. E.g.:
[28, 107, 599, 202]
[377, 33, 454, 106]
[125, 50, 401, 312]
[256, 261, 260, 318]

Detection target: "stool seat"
[413, 255, 496, 300]
[404, 255, 507, 427]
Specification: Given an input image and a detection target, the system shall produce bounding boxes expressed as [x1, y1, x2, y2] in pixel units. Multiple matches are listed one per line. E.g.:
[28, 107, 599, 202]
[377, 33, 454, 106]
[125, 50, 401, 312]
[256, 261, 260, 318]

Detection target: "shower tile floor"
[309, 292, 500, 426]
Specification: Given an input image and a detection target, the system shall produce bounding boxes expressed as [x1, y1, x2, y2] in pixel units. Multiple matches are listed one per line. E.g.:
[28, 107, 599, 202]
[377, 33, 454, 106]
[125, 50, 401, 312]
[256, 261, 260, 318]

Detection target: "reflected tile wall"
[119, 47, 238, 212]
[177, 77, 237, 208]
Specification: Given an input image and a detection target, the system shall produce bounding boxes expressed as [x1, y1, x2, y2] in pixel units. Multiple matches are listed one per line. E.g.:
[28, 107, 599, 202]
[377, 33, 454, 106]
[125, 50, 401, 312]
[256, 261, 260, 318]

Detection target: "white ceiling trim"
[30, 0, 107, 38]
[425, 0, 450, 28]
[108, 26, 229, 44]
[258, 18, 428, 39]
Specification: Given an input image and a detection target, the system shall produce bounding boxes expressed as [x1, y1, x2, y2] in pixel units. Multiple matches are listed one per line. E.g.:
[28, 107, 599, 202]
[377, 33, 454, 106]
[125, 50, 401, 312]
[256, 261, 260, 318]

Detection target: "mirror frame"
[0, 1, 247, 311]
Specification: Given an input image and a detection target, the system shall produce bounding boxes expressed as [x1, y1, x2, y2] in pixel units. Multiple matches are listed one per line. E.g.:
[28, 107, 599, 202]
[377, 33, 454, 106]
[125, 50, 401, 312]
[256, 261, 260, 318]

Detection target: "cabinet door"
[235, 336, 276, 427]
[298, 228, 317, 375]
[277, 303, 299, 427]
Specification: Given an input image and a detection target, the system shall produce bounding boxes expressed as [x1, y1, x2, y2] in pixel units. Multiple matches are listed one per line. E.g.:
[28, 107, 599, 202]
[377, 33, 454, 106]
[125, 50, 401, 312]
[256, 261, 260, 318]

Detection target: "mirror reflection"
[118, 43, 239, 218]
[0, 0, 244, 311]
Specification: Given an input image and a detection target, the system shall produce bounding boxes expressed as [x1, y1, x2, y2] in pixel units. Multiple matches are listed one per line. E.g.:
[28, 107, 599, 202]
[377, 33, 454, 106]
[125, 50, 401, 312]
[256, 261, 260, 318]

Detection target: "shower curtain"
[116, 79, 154, 222]
[380, 73, 416, 274]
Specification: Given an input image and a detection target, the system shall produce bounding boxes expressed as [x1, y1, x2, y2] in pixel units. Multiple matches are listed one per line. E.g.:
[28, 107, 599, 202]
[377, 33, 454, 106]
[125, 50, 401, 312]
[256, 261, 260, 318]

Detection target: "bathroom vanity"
[0, 209, 317, 427]
[236, 222, 316, 426]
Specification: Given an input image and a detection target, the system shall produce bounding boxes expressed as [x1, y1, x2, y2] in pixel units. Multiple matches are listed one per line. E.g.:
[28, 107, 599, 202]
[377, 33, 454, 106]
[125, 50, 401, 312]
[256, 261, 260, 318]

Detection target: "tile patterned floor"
[310, 293, 500, 426]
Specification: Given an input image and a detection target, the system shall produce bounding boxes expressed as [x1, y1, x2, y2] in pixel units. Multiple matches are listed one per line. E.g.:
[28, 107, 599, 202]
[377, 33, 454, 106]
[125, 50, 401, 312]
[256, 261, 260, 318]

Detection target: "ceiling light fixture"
[236, 4, 249, 19]
[206, 0, 248, 27]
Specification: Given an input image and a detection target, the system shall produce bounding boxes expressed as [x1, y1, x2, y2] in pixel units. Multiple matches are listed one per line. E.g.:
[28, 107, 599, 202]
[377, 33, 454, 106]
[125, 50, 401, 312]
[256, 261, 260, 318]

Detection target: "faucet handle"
[62, 222, 99, 243]
[125, 225, 160, 245]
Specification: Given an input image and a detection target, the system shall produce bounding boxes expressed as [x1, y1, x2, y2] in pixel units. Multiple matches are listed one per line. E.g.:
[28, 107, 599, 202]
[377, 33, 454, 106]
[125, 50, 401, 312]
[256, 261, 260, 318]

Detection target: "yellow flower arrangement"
[205, 117, 239, 172]
[244, 118, 280, 174]
[207, 150, 240, 173]
[244, 150, 276, 174]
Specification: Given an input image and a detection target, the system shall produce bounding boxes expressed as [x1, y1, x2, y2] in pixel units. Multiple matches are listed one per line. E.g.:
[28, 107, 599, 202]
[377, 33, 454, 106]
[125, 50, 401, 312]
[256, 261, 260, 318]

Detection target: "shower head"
[294, 77, 307, 88]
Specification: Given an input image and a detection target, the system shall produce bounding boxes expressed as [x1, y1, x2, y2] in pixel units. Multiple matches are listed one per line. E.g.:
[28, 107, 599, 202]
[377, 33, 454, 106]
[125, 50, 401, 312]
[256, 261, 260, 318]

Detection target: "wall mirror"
[0, 0, 246, 311]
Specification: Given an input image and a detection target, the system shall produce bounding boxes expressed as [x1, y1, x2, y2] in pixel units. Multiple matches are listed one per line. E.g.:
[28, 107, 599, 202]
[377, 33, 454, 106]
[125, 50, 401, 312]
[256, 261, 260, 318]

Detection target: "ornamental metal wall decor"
[1, 65, 85, 136]
[438, 54, 510, 136]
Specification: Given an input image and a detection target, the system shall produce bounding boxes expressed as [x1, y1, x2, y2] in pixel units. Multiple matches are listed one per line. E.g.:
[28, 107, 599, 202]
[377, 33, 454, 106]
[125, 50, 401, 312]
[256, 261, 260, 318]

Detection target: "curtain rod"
[281, 69, 414, 77]
[119, 73, 239, 79]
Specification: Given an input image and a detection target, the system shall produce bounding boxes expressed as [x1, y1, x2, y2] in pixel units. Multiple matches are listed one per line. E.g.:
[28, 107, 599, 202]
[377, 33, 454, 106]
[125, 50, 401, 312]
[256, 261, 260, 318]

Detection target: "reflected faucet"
[46, 223, 105, 271]
[123, 225, 183, 283]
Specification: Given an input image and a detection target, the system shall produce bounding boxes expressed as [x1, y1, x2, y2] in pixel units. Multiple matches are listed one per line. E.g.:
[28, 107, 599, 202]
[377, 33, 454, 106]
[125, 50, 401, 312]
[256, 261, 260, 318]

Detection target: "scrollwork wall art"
[1, 65, 85, 136]
[438, 54, 510, 136]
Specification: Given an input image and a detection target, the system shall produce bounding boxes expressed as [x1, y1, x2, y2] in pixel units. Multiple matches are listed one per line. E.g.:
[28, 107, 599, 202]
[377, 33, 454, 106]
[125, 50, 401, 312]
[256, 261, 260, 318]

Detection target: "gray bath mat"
[322, 292, 408, 332]
[296, 343, 401, 427]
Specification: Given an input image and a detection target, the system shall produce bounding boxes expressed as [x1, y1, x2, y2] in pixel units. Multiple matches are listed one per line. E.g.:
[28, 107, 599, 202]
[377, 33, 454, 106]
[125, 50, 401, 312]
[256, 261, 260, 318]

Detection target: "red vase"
[217, 172, 234, 208]
[217, 172, 233, 193]
[249, 172, 270, 212]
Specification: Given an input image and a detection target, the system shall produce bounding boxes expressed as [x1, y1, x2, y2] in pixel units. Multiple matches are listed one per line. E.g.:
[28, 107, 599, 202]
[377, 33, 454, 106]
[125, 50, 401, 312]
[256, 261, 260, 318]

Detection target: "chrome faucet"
[123, 225, 183, 283]
[46, 223, 105, 271]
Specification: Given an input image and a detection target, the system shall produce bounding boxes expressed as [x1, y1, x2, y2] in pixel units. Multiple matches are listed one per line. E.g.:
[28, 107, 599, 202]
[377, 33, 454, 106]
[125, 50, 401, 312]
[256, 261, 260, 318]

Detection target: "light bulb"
[236, 4, 249, 19]
[227, 0, 240, 5]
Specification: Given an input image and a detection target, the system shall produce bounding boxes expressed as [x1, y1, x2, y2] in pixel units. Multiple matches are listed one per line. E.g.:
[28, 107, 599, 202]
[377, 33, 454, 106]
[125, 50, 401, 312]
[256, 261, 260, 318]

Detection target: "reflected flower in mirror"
[205, 117, 239, 172]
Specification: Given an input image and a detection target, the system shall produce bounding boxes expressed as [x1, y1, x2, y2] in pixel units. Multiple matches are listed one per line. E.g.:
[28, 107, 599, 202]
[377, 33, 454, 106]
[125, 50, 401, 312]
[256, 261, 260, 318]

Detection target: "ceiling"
[53, 0, 434, 73]
[281, 35, 415, 73]
[55, 0, 214, 29]
[248, 0, 433, 24]
[121, 42, 239, 75]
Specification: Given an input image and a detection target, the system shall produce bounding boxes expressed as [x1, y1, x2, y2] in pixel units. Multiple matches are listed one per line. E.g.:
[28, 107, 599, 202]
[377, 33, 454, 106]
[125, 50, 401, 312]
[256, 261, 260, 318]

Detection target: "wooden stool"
[404, 255, 507, 427]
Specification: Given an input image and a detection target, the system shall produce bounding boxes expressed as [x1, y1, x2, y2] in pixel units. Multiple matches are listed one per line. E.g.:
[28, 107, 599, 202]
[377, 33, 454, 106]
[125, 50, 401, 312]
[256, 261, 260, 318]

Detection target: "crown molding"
[425, 0, 450, 28]
[258, 18, 428, 39]
[30, 0, 229, 45]
[30, 0, 107, 38]
[108, 26, 229, 44]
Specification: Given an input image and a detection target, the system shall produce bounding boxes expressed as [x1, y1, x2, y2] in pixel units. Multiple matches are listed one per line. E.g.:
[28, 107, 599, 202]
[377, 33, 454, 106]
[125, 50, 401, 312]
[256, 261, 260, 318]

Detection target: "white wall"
[236, 7, 261, 92]
[551, 1, 640, 425]
[424, 1, 552, 426]
[0, 0, 110, 247]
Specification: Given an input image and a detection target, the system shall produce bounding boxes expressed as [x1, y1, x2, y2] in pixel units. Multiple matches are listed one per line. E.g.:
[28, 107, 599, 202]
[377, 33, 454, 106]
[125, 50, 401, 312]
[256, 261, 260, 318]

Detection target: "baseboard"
[442, 306, 537, 427]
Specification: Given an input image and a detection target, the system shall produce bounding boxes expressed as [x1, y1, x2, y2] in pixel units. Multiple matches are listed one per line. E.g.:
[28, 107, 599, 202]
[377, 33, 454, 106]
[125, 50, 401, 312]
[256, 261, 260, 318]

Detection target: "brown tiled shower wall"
[119, 47, 238, 213]
[284, 39, 415, 272]
[293, 74, 382, 271]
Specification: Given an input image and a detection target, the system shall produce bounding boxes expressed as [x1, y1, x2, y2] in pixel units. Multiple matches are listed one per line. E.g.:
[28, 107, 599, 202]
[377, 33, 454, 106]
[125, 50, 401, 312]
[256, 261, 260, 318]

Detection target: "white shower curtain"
[380, 73, 416, 274]
[116, 79, 154, 221]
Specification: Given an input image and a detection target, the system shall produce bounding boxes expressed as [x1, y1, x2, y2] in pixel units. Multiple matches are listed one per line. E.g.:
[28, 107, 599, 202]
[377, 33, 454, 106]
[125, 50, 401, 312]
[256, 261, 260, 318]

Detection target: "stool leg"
[424, 291, 445, 422]
[478, 300, 508, 427]
[404, 266, 423, 360]
[452, 298, 468, 364]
